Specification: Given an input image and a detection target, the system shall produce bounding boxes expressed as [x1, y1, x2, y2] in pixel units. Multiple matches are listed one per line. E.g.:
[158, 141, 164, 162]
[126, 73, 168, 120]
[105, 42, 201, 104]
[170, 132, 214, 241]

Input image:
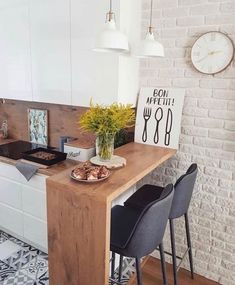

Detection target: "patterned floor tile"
[9, 236, 39, 253]
[3, 270, 35, 285]
[20, 256, 48, 280]
[121, 258, 136, 279]
[109, 258, 136, 285]
[36, 270, 49, 285]
[0, 260, 16, 282]
[8, 237, 47, 259]
[0, 230, 135, 285]
[0, 232, 9, 245]
[2, 247, 39, 271]
[0, 240, 21, 261]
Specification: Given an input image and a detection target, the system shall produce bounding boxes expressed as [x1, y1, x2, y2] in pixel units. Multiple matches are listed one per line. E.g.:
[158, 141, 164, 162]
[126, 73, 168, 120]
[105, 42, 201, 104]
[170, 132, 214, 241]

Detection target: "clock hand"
[197, 54, 208, 63]
[197, 50, 222, 63]
[209, 50, 222, 55]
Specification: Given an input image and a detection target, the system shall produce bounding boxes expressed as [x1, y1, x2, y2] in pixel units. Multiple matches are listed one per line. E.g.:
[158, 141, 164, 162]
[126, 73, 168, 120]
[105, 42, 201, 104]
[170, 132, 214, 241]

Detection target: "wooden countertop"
[0, 139, 77, 176]
[0, 139, 15, 145]
[48, 142, 176, 201]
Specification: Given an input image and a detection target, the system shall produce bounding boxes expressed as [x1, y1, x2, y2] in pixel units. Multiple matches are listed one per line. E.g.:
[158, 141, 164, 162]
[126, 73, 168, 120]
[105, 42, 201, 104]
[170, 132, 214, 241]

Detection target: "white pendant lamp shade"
[94, 0, 129, 53]
[138, 0, 164, 58]
[138, 31, 164, 58]
[94, 18, 129, 53]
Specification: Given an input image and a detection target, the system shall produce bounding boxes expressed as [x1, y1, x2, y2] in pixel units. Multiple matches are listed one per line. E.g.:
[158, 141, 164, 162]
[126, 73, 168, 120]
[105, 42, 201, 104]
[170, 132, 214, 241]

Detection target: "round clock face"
[191, 31, 234, 75]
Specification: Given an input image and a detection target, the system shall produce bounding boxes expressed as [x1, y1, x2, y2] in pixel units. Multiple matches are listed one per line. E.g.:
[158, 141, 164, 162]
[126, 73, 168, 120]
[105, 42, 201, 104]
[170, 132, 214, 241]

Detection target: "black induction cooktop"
[0, 140, 49, 160]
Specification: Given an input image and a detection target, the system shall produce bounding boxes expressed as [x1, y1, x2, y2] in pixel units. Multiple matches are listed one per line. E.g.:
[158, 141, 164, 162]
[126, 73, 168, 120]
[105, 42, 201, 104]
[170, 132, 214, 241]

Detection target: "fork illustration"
[142, 107, 152, 142]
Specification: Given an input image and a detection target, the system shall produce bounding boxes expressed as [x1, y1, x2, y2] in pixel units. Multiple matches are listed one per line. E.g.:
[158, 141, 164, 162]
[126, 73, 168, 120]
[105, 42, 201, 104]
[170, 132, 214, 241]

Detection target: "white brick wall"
[140, 0, 235, 284]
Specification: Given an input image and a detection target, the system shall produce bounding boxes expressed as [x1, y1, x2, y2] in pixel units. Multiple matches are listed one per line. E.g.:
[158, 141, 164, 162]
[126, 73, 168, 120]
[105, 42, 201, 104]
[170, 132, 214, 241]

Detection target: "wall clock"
[191, 31, 234, 75]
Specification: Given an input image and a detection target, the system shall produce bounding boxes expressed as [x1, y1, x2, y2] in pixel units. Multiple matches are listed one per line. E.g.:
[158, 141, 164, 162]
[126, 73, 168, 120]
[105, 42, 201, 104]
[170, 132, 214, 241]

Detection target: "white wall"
[139, 0, 235, 284]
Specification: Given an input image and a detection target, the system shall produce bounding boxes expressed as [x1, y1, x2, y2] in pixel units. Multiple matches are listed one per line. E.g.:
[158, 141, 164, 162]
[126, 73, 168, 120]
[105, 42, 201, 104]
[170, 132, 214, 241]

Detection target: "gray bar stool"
[110, 184, 174, 285]
[124, 164, 198, 285]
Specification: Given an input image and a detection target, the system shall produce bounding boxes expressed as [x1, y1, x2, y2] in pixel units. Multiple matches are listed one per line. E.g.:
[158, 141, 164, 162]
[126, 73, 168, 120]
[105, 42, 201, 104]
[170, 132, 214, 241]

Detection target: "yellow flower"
[79, 102, 135, 135]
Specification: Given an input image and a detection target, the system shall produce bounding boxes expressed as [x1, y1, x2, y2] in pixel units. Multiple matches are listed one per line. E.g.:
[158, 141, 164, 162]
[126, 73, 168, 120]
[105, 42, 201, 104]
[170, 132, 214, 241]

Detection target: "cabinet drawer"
[23, 214, 48, 251]
[0, 162, 22, 182]
[0, 177, 22, 209]
[21, 174, 47, 192]
[22, 185, 47, 221]
[0, 203, 23, 236]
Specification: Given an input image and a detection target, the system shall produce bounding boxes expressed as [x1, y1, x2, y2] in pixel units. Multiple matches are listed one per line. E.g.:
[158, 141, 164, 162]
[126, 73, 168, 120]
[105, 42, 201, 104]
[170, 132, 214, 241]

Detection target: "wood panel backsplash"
[0, 100, 95, 147]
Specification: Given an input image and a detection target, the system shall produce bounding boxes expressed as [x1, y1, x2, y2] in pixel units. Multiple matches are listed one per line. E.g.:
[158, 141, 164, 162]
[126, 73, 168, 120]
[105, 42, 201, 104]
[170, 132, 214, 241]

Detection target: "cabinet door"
[0, 203, 23, 236]
[23, 213, 48, 251]
[0, 162, 22, 182]
[22, 185, 47, 221]
[71, 0, 119, 107]
[21, 173, 47, 192]
[0, 0, 32, 101]
[29, 0, 71, 105]
[0, 177, 22, 209]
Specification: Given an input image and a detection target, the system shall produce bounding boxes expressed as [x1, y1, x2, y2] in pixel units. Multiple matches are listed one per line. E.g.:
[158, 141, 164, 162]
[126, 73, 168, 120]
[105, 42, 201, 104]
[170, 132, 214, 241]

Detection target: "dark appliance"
[0, 140, 42, 160]
[22, 148, 67, 166]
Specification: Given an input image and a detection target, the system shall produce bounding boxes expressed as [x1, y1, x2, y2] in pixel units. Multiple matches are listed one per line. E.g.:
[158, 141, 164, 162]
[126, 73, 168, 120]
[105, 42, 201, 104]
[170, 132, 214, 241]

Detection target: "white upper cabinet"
[29, 0, 71, 105]
[0, 0, 140, 106]
[0, 0, 32, 101]
[71, 0, 140, 107]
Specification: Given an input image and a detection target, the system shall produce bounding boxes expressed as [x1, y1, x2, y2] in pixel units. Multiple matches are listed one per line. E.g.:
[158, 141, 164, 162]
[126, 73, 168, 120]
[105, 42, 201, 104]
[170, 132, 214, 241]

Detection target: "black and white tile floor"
[0, 231, 48, 285]
[109, 258, 136, 285]
[0, 230, 135, 285]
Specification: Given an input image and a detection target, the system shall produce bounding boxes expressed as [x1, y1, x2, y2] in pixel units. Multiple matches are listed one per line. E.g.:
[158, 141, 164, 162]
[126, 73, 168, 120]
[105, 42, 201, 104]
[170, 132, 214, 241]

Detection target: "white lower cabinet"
[0, 203, 24, 237]
[0, 177, 22, 209]
[0, 162, 48, 252]
[22, 185, 47, 221]
[23, 214, 48, 251]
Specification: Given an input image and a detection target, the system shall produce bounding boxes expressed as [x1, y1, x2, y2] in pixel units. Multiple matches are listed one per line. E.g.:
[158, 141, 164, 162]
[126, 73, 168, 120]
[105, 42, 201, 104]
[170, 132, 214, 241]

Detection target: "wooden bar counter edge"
[46, 142, 176, 285]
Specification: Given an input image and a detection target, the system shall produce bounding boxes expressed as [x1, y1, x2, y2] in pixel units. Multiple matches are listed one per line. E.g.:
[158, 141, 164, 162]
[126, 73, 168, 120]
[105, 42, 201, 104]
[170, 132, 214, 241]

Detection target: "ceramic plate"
[70, 170, 111, 183]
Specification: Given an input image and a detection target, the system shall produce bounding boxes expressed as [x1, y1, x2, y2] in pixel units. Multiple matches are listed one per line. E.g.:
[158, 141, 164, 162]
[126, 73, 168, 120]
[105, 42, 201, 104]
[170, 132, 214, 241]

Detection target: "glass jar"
[96, 133, 115, 161]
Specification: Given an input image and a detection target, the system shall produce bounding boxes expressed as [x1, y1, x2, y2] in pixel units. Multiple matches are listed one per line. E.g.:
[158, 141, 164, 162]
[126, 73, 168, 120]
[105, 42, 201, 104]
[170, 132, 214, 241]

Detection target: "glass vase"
[96, 133, 115, 161]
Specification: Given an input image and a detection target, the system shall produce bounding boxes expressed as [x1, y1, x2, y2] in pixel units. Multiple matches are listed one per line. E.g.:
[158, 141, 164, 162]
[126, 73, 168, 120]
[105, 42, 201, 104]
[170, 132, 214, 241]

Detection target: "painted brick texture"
[139, 0, 235, 284]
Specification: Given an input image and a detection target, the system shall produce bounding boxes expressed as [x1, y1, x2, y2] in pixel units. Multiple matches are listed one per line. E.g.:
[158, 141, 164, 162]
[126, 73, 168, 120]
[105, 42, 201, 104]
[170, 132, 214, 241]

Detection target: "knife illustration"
[164, 108, 173, 146]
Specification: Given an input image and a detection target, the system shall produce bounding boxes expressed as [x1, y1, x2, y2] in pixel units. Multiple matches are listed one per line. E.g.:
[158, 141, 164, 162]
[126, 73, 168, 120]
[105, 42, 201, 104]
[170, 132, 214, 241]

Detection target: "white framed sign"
[135, 87, 185, 149]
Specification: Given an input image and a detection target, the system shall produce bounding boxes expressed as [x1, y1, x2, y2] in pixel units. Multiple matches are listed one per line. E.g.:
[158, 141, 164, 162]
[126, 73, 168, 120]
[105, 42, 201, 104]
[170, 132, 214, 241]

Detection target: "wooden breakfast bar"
[46, 142, 176, 285]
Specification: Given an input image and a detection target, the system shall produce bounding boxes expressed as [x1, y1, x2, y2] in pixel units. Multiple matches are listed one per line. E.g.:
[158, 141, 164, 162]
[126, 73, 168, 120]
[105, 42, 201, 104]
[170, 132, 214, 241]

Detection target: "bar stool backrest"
[125, 184, 174, 258]
[169, 164, 198, 219]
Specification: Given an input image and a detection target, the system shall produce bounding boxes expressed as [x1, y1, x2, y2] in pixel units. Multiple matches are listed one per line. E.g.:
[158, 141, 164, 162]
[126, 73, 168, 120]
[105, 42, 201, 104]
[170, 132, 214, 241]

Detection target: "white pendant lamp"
[138, 0, 164, 58]
[94, 0, 129, 53]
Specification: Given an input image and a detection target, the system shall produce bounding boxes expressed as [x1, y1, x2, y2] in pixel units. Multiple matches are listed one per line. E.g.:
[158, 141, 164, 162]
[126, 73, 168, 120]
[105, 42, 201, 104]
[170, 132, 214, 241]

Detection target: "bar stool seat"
[110, 184, 174, 285]
[111, 205, 142, 251]
[124, 184, 164, 211]
[123, 164, 198, 285]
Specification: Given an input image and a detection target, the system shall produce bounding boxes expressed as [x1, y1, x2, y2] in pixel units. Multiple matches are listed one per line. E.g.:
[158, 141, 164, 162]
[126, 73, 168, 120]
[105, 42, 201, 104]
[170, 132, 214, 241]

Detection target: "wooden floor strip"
[127, 256, 220, 285]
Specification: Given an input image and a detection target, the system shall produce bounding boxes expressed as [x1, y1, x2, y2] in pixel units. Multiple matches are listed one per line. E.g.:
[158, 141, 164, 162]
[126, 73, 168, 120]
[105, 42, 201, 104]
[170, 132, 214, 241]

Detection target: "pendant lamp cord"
[108, 0, 113, 21]
[110, 0, 113, 13]
[149, 0, 153, 34]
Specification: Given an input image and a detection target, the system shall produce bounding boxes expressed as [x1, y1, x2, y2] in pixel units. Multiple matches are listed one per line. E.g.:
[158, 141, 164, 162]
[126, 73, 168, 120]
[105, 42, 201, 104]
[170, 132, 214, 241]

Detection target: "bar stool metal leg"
[159, 243, 168, 285]
[169, 219, 178, 285]
[135, 258, 143, 285]
[185, 213, 194, 279]
[111, 252, 115, 285]
[118, 255, 123, 282]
